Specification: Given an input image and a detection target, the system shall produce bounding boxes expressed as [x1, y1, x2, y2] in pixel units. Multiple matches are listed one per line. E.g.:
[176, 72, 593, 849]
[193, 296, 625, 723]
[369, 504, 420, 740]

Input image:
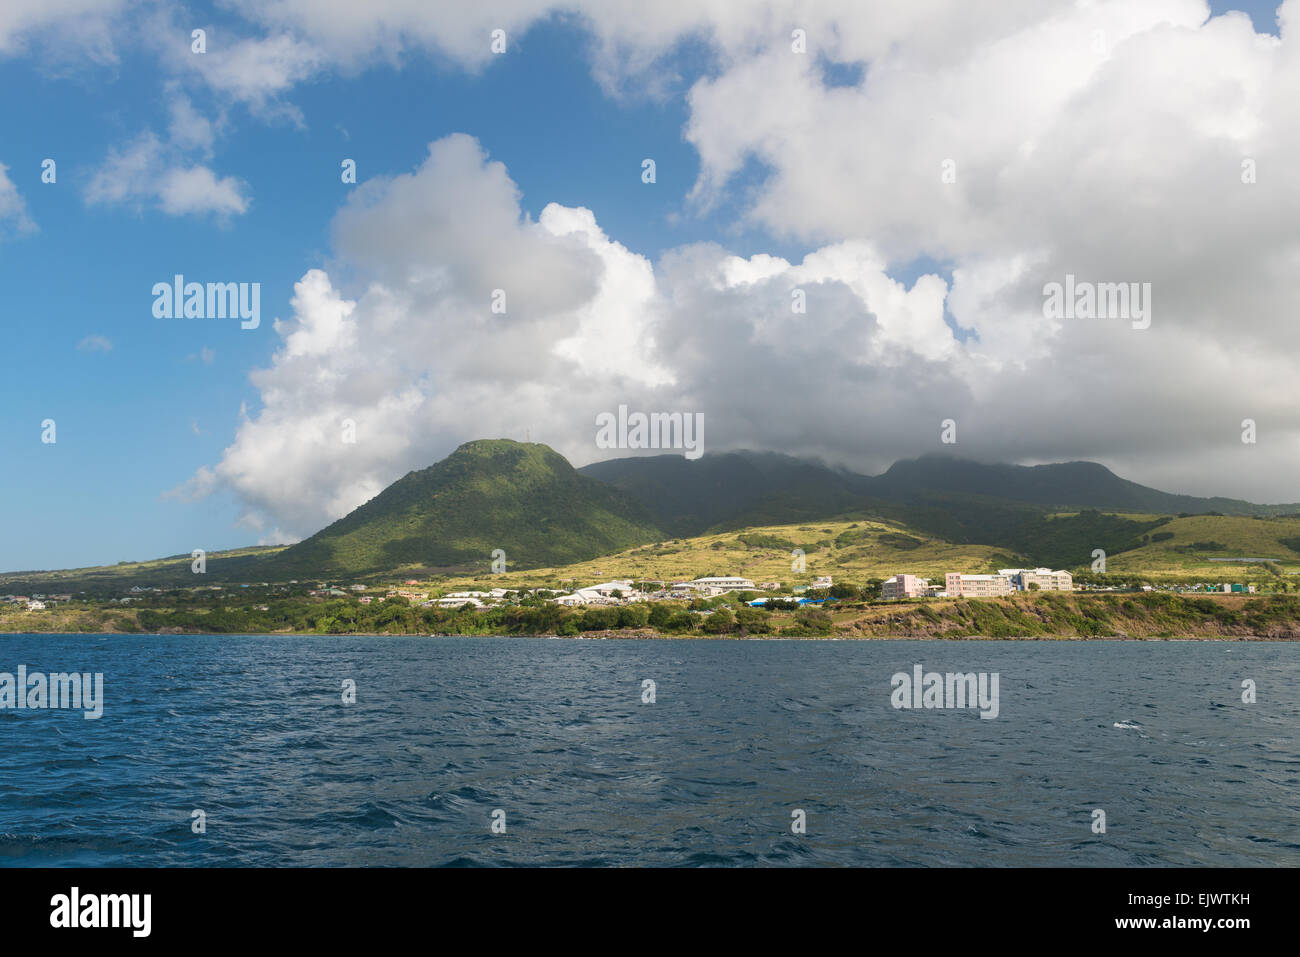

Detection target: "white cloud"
[183, 135, 626, 536]
[174, 135, 1006, 537]
[77, 335, 112, 352]
[0, 0, 124, 62]
[167, 91, 216, 151]
[156, 165, 248, 216]
[85, 94, 249, 218]
[22, 0, 1276, 520]
[0, 162, 35, 235]
[171, 31, 325, 122]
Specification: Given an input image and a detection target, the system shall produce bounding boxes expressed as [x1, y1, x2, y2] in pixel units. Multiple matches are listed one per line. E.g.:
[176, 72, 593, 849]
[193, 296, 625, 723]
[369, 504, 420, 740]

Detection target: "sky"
[0, 0, 1297, 571]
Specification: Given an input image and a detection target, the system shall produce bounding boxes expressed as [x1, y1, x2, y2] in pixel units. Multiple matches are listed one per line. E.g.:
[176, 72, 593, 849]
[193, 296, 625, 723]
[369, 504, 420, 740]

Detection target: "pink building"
[882, 574, 930, 599]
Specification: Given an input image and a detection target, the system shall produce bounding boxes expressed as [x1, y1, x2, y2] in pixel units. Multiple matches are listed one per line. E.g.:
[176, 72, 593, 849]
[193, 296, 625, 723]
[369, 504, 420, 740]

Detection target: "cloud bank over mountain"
[7, 0, 1297, 538]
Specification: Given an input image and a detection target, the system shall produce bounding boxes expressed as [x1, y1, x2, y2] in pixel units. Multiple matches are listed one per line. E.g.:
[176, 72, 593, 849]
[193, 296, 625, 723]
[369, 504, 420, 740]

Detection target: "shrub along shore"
[3, 591, 1299, 639]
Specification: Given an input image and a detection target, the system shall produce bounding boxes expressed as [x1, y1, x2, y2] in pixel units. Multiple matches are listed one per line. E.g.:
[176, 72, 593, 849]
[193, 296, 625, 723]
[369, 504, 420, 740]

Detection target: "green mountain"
[9, 443, 1299, 591]
[579, 451, 1300, 569]
[578, 450, 870, 536]
[869, 456, 1291, 516]
[261, 439, 663, 578]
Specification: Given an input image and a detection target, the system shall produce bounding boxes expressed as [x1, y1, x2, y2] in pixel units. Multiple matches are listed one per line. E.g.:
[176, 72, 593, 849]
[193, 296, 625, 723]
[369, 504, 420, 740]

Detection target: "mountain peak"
[263, 439, 659, 577]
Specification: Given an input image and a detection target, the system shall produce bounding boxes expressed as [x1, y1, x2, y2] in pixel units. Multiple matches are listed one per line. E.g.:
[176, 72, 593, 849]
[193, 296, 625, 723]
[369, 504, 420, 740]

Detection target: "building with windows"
[944, 573, 1012, 597]
[686, 576, 756, 595]
[881, 574, 930, 600]
[998, 568, 1074, 592]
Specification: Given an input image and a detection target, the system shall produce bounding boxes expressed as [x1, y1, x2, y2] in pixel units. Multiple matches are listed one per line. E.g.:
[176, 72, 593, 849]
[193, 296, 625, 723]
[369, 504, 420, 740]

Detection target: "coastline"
[7, 590, 1300, 640]
[2, 627, 1297, 641]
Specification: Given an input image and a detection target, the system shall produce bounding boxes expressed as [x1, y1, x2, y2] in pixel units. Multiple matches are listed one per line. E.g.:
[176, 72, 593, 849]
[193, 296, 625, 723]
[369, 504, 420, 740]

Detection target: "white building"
[550, 581, 639, 606]
[998, 568, 1074, 592]
[945, 573, 1012, 597]
[434, 596, 484, 608]
[688, 576, 756, 595]
[25, 600, 46, 610]
[583, 580, 636, 598]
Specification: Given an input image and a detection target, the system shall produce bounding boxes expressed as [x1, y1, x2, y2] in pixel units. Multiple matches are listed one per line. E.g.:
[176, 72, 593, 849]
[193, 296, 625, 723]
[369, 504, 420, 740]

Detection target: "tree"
[618, 604, 651, 628]
[792, 607, 833, 635]
[664, 611, 696, 633]
[647, 602, 676, 628]
[580, 606, 619, 631]
[702, 608, 737, 634]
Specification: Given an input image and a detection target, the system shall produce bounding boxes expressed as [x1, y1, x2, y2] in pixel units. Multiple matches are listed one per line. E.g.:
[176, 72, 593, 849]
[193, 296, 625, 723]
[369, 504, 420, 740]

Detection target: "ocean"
[1, 634, 1296, 867]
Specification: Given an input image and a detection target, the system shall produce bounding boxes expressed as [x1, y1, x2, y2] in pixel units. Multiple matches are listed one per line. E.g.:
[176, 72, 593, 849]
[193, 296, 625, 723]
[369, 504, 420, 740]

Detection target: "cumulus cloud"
[144, 0, 1300, 535]
[176, 135, 998, 538]
[0, 0, 124, 63]
[155, 165, 248, 216]
[164, 29, 325, 123]
[184, 135, 664, 537]
[77, 335, 112, 352]
[0, 162, 35, 236]
[85, 93, 249, 218]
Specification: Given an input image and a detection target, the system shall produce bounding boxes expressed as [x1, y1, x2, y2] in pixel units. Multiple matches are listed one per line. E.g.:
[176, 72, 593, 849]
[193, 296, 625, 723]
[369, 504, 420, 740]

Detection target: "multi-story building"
[881, 574, 930, 600]
[998, 568, 1074, 592]
[944, 573, 1012, 597]
[689, 576, 756, 595]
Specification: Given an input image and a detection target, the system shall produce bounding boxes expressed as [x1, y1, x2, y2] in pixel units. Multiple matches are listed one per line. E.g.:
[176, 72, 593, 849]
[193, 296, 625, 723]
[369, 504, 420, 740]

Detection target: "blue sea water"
[0, 634, 1296, 867]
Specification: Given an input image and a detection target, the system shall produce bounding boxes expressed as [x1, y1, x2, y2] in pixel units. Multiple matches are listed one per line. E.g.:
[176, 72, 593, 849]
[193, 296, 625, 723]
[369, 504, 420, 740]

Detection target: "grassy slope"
[1103, 514, 1300, 576]
[0, 545, 288, 595]
[427, 516, 1022, 591]
[420, 513, 1300, 594]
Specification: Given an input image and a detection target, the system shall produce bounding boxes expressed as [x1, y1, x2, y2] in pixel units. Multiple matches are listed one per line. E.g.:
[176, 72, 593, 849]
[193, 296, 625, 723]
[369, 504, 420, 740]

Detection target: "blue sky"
[0, 0, 1291, 571]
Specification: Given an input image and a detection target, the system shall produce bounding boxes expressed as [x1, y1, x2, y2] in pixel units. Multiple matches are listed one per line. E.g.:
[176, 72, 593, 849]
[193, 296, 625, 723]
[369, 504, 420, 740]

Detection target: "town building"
[999, 568, 1074, 592]
[689, 576, 756, 594]
[881, 574, 930, 600]
[551, 581, 639, 606]
[944, 573, 1012, 597]
[433, 596, 485, 608]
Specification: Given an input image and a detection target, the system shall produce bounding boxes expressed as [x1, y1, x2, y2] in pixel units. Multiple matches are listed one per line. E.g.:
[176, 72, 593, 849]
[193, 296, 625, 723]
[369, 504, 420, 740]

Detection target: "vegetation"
[837, 592, 1300, 640]
[7, 589, 1297, 639]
